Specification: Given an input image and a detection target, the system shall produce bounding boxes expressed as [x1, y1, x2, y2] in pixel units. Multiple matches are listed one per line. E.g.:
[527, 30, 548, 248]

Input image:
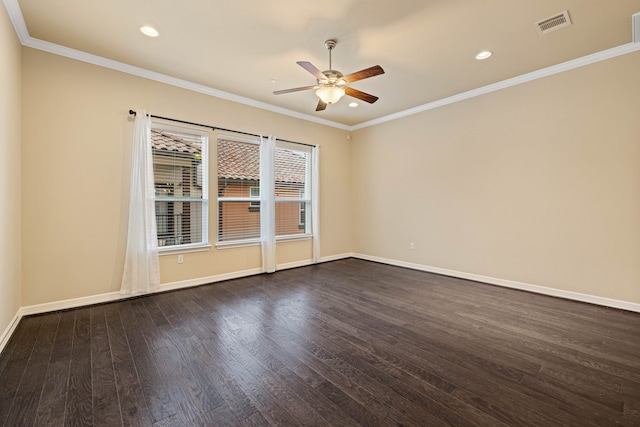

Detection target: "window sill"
[215, 234, 311, 249]
[215, 239, 261, 249]
[276, 234, 312, 242]
[159, 244, 211, 255]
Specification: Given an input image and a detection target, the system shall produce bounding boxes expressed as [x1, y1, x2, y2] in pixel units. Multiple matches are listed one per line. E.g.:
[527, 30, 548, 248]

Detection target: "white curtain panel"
[260, 135, 277, 273]
[311, 145, 321, 263]
[121, 110, 160, 294]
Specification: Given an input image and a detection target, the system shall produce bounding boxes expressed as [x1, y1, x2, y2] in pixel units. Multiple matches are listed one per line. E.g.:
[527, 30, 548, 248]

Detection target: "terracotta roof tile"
[151, 129, 200, 154]
[151, 130, 305, 183]
[217, 139, 260, 181]
[217, 140, 306, 184]
[275, 149, 307, 184]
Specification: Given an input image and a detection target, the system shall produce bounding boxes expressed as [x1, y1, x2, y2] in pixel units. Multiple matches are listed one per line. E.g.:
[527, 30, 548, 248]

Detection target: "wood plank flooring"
[1, 258, 639, 426]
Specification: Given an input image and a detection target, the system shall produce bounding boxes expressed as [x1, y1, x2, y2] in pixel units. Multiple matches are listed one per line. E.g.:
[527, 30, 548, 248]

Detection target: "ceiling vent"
[535, 11, 572, 35]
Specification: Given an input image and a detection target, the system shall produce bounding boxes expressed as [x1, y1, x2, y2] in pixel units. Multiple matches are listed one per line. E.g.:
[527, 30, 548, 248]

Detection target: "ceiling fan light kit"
[274, 39, 385, 111]
[316, 86, 345, 104]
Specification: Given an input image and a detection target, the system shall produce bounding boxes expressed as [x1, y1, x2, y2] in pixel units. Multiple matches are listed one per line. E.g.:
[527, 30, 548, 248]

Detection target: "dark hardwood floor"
[1, 258, 639, 426]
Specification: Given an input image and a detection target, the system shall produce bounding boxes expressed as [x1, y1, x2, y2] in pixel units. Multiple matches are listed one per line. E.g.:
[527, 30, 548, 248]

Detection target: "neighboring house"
[151, 130, 307, 246]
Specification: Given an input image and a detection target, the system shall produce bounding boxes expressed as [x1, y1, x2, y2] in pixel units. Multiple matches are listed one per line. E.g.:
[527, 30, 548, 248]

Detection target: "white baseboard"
[274, 253, 355, 270]
[11, 258, 351, 326]
[352, 253, 640, 313]
[1, 266, 263, 354]
[158, 268, 263, 293]
[4, 251, 638, 355]
[2, 256, 354, 351]
[17, 267, 265, 319]
[277, 259, 313, 270]
[0, 310, 22, 354]
[319, 253, 353, 263]
[19, 291, 126, 317]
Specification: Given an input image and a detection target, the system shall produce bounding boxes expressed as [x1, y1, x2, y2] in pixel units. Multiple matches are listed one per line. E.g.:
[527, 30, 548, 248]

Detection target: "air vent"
[535, 11, 572, 35]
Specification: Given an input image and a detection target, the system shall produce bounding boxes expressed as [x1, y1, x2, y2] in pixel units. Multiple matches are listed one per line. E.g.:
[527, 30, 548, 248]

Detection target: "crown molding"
[2, 0, 349, 130]
[2, 0, 28, 43]
[351, 41, 640, 130]
[21, 37, 351, 131]
[4, 0, 640, 132]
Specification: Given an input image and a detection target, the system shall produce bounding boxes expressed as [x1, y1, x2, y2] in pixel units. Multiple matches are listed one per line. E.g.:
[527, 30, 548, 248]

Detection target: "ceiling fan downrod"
[325, 39, 337, 71]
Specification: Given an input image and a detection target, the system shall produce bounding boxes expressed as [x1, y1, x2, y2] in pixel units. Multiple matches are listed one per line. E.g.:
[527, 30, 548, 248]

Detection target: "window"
[151, 125, 208, 250]
[216, 136, 313, 244]
[217, 137, 261, 242]
[275, 142, 311, 237]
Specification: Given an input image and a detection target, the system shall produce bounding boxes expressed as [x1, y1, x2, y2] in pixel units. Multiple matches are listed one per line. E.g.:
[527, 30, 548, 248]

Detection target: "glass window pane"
[155, 200, 204, 247]
[151, 127, 207, 248]
[275, 201, 306, 236]
[152, 130, 203, 199]
[218, 201, 261, 241]
[275, 147, 308, 199]
[217, 138, 261, 242]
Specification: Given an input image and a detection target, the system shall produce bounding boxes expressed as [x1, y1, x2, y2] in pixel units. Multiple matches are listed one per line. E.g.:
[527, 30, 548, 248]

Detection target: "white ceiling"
[8, 0, 640, 127]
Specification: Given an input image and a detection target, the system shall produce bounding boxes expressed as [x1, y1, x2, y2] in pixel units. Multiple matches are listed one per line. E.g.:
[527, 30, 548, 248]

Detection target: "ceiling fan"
[273, 39, 385, 111]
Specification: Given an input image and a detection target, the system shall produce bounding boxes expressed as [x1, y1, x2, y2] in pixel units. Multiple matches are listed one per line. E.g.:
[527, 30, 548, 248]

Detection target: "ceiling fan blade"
[273, 85, 317, 95]
[297, 61, 326, 81]
[345, 87, 379, 104]
[315, 99, 327, 111]
[342, 65, 385, 83]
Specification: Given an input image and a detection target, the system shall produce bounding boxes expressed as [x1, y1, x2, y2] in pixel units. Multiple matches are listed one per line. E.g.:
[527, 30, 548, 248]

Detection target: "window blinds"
[216, 137, 312, 243]
[217, 138, 261, 242]
[151, 127, 208, 248]
[274, 143, 311, 236]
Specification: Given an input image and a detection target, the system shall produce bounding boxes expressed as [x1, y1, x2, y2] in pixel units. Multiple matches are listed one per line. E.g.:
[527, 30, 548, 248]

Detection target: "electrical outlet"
[410, 242, 415, 250]
[177, 255, 184, 264]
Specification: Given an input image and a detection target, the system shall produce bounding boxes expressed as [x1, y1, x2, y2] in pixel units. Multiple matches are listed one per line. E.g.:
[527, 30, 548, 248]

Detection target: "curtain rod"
[128, 110, 314, 147]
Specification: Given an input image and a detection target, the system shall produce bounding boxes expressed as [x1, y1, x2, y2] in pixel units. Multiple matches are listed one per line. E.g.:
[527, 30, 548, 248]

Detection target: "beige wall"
[0, 5, 22, 335]
[14, 35, 640, 310]
[21, 48, 351, 306]
[352, 50, 640, 303]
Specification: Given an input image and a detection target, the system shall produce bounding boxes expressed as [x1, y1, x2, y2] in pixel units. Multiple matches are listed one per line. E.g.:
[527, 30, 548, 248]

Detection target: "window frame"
[215, 135, 314, 248]
[274, 140, 312, 239]
[151, 122, 210, 254]
[216, 134, 262, 247]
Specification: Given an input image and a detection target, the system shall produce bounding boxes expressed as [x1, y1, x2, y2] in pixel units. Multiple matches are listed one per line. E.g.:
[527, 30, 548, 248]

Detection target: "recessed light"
[349, 102, 358, 108]
[269, 79, 277, 84]
[140, 26, 159, 37]
[475, 50, 492, 60]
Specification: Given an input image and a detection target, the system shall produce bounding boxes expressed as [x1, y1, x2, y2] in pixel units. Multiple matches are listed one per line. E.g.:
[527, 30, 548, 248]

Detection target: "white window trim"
[151, 122, 210, 251]
[275, 234, 311, 242]
[215, 135, 315, 246]
[215, 238, 261, 249]
[159, 243, 212, 255]
[215, 234, 310, 249]
[216, 134, 262, 244]
[274, 141, 313, 238]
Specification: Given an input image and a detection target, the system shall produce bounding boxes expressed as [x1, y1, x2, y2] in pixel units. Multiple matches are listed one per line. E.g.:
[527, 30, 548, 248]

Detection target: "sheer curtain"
[121, 110, 160, 294]
[311, 145, 321, 263]
[260, 135, 276, 273]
